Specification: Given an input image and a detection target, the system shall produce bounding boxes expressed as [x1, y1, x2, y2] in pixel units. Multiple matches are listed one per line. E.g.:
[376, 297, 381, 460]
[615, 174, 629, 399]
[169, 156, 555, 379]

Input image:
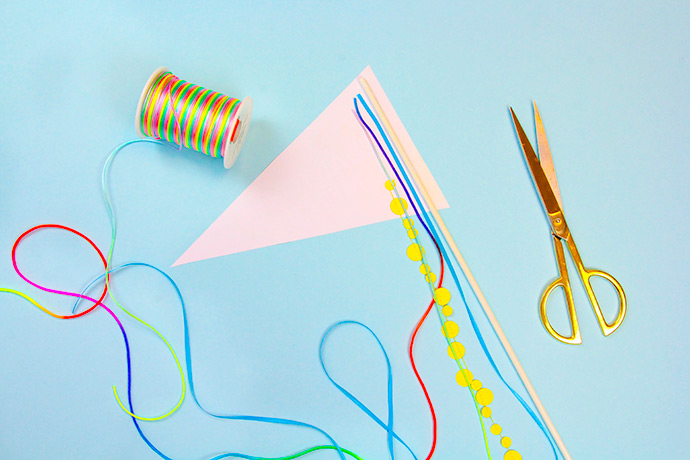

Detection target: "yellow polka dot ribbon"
[384, 178, 522, 460]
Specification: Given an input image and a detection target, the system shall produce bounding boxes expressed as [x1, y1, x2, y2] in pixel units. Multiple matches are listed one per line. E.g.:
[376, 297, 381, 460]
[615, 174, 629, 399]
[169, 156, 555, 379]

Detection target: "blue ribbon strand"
[75, 262, 418, 459]
[320, 320, 419, 460]
[73, 262, 346, 460]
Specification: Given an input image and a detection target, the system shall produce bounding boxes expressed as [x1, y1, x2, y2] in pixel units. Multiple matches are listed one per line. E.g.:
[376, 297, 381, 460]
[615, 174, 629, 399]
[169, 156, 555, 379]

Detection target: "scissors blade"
[510, 107, 564, 224]
[533, 102, 563, 209]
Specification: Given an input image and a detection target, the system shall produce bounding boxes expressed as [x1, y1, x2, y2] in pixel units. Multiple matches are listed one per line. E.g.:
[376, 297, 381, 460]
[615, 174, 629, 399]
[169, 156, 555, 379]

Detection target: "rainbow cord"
[3, 240, 352, 460]
[78, 262, 424, 460]
[96, 141, 420, 459]
[140, 71, 241, 158]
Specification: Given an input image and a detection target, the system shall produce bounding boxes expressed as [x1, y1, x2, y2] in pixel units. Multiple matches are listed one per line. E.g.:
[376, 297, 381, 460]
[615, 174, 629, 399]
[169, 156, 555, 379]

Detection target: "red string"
[409, 236, 445, 460]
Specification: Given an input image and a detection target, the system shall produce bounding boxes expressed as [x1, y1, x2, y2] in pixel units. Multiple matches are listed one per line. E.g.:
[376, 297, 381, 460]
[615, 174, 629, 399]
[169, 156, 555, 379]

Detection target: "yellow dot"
[426, 273, 437, 283]
[385, 180, 395, 190]
[403, 218, 414, 229]
[406, 243, 425, 261]
[407, 228, 418, 239]
[481, 406, 492, 418]
[476, 387, 494, 406]
[447, 342, 465, 359]
[441, 305, 452, 316]
[390, 198, 408, 215]
[455, 368, 473, 387]
[491, 423, 502, 435]
[441, 320, 459, 338]
[501, 437, 512, 448]
[419, 263, 430, 274]
[471, 379, 482, 391]
[504, 450, 521, 460]
[434, 287, 451, 305]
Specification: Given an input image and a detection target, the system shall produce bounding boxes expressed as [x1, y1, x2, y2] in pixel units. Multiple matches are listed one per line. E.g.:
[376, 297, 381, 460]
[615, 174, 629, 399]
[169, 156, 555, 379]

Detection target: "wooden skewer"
[359, 77, 572, 460]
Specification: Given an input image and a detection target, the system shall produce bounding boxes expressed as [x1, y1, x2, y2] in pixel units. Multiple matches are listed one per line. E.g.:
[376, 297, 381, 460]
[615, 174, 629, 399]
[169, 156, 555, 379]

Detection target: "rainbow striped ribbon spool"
[135, 67, 253, 168]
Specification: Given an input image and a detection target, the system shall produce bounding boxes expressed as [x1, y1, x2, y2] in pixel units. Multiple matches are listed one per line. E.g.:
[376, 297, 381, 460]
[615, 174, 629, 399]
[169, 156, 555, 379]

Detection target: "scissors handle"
[540, 233, 627, 344]
[579, 266, 627, 336]
[539, 235, 582, 344]
[563, 233, 627, 338]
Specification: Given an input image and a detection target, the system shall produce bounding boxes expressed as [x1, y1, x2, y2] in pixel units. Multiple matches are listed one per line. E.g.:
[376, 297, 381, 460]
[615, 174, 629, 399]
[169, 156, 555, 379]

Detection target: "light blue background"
[1, 1, 688, 459]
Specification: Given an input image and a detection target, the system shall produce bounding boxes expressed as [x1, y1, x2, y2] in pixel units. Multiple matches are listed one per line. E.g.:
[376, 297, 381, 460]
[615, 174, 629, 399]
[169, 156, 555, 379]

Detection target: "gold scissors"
[509, 103, 627, 345]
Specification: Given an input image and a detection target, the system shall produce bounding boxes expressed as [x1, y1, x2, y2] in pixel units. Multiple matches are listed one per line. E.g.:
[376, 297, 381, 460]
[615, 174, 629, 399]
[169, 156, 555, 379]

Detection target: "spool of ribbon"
[135, 67, 253, 168]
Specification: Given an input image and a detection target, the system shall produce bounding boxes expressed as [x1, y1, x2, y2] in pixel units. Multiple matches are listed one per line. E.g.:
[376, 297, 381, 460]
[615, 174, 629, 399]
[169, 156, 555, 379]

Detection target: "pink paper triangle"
[173, 66, 448, 266]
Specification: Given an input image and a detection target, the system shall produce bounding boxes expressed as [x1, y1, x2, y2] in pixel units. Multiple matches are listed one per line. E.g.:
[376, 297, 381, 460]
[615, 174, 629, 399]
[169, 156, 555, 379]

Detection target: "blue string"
[319, 321, 419, 460]
[72, 262, 345, 460]
[354, 95, 560, 459]
[74, 263, 418, 460]
[84, 138, 427, 459]
[93, 139, 349, 459]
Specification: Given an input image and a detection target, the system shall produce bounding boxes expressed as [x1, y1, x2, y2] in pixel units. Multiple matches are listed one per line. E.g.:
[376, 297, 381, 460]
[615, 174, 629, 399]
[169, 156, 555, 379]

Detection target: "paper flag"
[173, 66, 448, 266]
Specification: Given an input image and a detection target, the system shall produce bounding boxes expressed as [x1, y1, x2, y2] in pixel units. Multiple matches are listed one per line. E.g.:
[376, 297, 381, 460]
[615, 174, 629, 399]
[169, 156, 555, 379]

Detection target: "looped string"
[320, 321, 419, 460]
[75, 262, 357, 460]
[10, 224, 185, 422]
[10, 224, 107, 319]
